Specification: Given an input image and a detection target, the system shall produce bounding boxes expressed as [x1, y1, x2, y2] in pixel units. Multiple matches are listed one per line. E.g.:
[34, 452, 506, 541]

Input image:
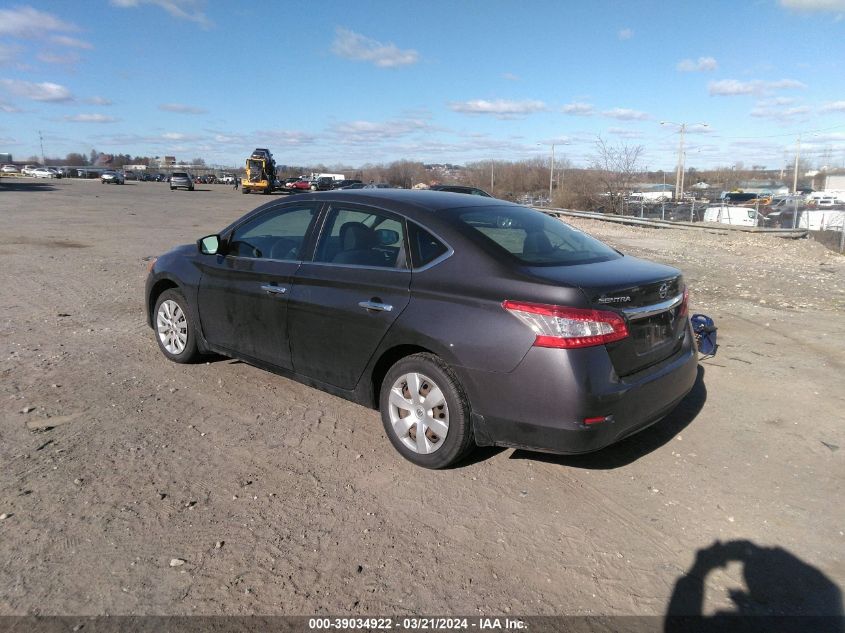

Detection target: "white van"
[703, 205, 758, 226]
[807, 192, 845, 207]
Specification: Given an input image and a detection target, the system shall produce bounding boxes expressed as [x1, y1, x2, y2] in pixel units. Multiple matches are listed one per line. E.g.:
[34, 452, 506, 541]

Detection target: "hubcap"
[156, 299, 188, 355]
[387, 372, 449, 454]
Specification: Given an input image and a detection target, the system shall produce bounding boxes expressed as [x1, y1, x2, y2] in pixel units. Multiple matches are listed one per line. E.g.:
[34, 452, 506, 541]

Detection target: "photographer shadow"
[665, 540, 843, 633]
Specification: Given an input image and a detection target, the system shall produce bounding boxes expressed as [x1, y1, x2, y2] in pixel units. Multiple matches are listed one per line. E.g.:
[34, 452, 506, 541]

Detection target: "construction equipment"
[241, 148, 276, 195]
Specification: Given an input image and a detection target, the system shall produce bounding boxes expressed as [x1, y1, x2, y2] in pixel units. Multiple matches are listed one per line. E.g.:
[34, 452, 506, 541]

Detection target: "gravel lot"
[1, 178, 843, 617]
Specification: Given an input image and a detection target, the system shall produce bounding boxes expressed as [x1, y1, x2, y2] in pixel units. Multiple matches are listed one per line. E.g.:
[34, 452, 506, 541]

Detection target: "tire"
[379, 353, 475, 469]
[241, 188, 249, 194]
[153, 289, 200, 364]
[170, 186, 175, 191]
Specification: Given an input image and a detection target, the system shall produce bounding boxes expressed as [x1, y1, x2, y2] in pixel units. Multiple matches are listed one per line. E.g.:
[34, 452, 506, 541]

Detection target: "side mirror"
[374, 228, 400, 246]
[198, 234, 220, 255]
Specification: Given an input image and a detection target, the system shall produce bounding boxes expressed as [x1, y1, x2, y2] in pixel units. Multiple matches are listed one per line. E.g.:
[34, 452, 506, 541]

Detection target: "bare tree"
[590, 137, 643, 214]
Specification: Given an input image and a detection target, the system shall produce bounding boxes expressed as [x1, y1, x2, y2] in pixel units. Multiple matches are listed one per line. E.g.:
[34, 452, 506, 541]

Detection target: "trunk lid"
[526, 255, 687, 376]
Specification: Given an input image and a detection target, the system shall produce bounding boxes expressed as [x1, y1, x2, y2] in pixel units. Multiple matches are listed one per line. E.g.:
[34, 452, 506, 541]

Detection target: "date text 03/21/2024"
[307, 617, 527, 630]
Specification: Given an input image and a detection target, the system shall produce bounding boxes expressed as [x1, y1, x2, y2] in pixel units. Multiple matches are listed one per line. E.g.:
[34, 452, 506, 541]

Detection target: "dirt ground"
[0, 178, 843, 618]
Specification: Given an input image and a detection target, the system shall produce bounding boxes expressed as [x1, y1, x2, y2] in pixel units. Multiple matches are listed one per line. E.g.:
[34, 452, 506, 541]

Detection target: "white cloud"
[708, 78, 807, 96]
[110, 0, 212, 28]
[0, 99, 23, 113]
[608, 127, 643, 139]
[602, 107, 650, 121]
[0, 44, 21, 66]
[820, 100, 845, 112]
[750, 105, 812, 121]
[159, 103, 207, 114]
[562, 102, 594, 116]
[331, 27, 419, 68]
[780, 0, 845, 11]
[618, 28, 634, 40]
[64, 113, 118, 123]
[0, 79, 73, 102]
[449, 99, 547, 118]
[502, 72, 520, 81]
[38, 51, 81, 66]
[677, 56, 718, 72]
[85, 96, 113, 106]
[0, 6, 78, 38]
[51, 35, 94, 50]
[329, 118, 432, 144]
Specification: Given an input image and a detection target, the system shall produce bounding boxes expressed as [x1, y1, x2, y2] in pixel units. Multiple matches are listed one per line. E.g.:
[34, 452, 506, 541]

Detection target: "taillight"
[679, 288, 689, 318]
[502, 300, 629, 349]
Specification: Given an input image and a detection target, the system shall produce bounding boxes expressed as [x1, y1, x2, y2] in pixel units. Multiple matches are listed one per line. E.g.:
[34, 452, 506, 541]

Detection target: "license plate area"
[631, 311, 677, 355]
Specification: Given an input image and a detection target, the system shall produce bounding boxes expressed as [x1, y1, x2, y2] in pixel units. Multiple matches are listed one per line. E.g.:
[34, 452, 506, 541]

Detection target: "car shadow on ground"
[508, 365, 707, 470]
[664, 539, 843, 632]
[0, 180, 59, 192]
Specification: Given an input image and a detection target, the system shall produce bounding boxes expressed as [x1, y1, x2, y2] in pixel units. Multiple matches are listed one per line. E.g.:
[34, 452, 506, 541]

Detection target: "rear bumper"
[462, 324, 699, 454]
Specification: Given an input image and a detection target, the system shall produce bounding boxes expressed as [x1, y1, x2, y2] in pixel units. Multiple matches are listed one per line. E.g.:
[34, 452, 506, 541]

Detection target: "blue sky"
[1, 0, 844, 170]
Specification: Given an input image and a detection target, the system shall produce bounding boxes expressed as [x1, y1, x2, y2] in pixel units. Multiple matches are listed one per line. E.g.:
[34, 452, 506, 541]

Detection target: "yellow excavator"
[241, 148, 276, 195]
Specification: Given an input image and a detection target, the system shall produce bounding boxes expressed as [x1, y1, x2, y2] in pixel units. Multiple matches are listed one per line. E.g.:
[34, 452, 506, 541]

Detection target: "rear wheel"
[379, 353, 475, 469]
[154, 289, 200, 364]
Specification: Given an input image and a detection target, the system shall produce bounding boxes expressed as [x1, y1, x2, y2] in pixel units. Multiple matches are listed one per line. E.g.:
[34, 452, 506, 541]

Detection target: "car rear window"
[455, 205, 621, 266]
[172, 172, 188, 178]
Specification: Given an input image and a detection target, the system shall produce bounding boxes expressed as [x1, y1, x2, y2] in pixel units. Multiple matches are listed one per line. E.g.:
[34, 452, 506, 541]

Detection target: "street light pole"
[491, 158, 494, 191]
[549, 143, 555, 206]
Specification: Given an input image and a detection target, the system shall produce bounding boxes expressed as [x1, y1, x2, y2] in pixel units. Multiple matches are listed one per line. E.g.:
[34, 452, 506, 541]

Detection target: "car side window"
[228, 204, 318, 260]
[314, 207, 406, 269]
[408, 223, 449, 268]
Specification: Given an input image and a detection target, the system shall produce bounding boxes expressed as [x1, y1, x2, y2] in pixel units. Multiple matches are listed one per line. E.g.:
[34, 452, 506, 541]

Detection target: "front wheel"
[379, 353, 475, 469]
[154, 289, 200, 363]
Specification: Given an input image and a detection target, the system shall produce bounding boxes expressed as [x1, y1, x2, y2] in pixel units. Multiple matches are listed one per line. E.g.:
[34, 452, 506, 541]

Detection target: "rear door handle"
[260, 284, 287, 295]
[358, 301, 393, 312]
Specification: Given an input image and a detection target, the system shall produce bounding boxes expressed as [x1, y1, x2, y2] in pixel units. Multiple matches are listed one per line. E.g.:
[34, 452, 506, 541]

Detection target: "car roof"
[222, 189, 518, 235]
[305, 188, 512, 213]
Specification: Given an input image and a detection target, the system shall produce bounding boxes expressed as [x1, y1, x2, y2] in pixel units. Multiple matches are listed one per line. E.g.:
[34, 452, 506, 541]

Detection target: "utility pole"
[549, 143, 555, 206]
[661, 121, 707, 201]
[792, 136, 801, 194]
[675, 124, 685, 201]
[38, 130, 45, 166]
[490, 159, 494, 191]
[793, 136, 801, 230]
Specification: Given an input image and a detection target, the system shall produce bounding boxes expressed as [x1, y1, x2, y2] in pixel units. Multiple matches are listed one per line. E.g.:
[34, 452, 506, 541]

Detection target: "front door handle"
[261, 284, 287, 295]
[358, 300, 393, 312]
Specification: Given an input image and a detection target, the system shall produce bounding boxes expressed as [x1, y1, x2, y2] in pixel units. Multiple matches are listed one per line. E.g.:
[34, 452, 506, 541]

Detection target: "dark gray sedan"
[145, 190, 698, 468]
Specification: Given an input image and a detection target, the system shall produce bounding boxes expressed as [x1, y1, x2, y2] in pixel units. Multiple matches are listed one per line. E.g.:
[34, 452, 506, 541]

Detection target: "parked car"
[337, 182, 366, 189]
[311, 176, 336, 191]
[170, 172, 194, 191]
[289, 179, 313, 191]
[31, 167, 57, 179]
[430, 184, 492, 197]
[123, 171, 138, 181]
[363, 182, 391, 189]
[101, 171, 125, 185]
[1, 165, 20, 173]
[145, 190, 698, 469]
[283, 177, 301, 189]
[332, 179, 363, 189]
[21, 165, 39, 176]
